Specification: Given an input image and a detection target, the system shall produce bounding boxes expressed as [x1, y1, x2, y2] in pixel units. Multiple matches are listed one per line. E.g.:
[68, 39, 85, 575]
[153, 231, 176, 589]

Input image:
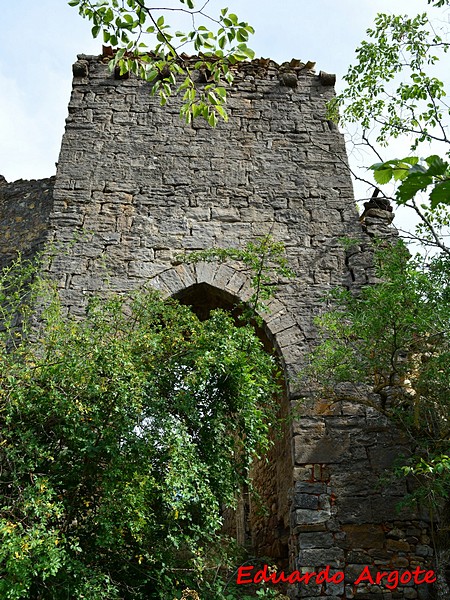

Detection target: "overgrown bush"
[0, 258, 281, 599]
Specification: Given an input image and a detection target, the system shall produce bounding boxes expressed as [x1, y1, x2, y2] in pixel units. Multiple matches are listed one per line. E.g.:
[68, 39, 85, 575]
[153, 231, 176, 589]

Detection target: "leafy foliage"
[329, 8, 450, 149]
[328, 1, 450, 254]
[318, 6, 450, 592]
[0, 257, 281, 599]
[68, 0, 255, 126]
[305, 241, 450, 506]
[183, 236, 295, 318]
[371, 155, 450, 210]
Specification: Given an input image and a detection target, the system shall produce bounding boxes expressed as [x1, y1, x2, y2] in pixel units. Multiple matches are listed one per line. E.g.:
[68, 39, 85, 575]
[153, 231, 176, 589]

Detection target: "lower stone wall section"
[290, 398, 433, 599]
[250, 388, 293, 564]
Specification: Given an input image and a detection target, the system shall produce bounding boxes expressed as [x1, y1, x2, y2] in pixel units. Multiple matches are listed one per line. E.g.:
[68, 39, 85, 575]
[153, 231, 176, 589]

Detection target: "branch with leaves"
[328, 10, 450, 149]
[182, 236, 295, 319]
[68, 0, 255, 126]
[327, 0, 450, 255]
[370, 155, 450, 255]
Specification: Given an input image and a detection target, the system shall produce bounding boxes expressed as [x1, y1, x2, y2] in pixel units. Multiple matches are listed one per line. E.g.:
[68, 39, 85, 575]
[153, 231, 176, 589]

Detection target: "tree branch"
[407, 198, 450, 256]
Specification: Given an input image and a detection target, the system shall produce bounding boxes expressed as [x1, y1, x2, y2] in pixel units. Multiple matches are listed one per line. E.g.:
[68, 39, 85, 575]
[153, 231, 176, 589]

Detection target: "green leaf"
[401, 156, 419, 166]
[429, 180, 450, 209]
[115, 48, 126, 61]
[104, 7, 114, 23]
[396, 173, 433, 204]
[207, 111, 218, 127]
[425, 155, 449, 177]
[373, 167, 394, 185]
[192, 104, 202, 118]
[146, 69, 159, 82]
[392, 166, 410, 181]
[235, 44, 255, 60]
[237, 29, 249, 43]
[215, 104, 229, 122]
[207, 91, 218, 105]
[215, 87, 227, 100]
[119, 61, 129, 76]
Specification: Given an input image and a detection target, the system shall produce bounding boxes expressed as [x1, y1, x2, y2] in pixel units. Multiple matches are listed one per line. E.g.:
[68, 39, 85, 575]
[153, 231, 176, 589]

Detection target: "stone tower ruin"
[0, 54, 435, 598]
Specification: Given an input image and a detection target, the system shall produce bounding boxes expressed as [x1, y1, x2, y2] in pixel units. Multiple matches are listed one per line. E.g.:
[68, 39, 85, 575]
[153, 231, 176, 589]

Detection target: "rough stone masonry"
[0, 55, 435, 599]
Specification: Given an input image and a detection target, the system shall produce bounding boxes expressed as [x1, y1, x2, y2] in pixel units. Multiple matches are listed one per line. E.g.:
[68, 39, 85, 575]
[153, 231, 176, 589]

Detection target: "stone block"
[342, 525, 385, 550]
[128, 261, 158, 278]
[415, 544, 433, 557]
[194, 261, 219, 286]
[211, 263, 236, 291]
[292, 419, 326, 437]
[298, 548, 344, 568]
[295, 482, 328, 495]
[330, 472, 377, 498]
[294, 434, 350, 464]
[211, 207, 241, 222]
[324, 579, 345, 596]
[295, 494, 320, 510]
[337, 498, 373, 524]
[367, 445, 410, 472]
[371, 495, 418, 522]
[294, 509, 331, 526]
[298, 532, 334, 549]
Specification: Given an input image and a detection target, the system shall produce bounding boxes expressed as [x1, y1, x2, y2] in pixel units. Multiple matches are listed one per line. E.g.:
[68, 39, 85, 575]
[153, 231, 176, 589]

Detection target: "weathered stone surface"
[294, 434, 350, 464]
[0, 177, 55, 267]
[298, 547, 345, 568]
[299, 532, 334, 549]
[294, 509, 332, 526]
[343, 525, 385, 549]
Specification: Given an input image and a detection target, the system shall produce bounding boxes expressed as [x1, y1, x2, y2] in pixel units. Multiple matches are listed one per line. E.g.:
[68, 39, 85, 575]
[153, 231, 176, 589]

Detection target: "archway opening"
[174, 283, 292, 567]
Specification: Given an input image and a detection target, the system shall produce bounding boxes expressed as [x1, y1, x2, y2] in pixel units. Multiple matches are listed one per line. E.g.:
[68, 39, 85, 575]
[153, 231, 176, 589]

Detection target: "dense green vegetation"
[0, 257, 282, 599]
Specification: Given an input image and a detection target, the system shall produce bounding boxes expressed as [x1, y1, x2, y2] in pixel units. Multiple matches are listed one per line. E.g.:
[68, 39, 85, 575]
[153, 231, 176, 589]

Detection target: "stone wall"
[0, 175, 54, 267]
[0, 54, 435, 599]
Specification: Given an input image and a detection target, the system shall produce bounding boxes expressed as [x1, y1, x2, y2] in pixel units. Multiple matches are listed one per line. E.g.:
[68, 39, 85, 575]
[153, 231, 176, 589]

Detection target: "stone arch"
[145, 262, 301, 383]
[154, 269, 295, 565]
